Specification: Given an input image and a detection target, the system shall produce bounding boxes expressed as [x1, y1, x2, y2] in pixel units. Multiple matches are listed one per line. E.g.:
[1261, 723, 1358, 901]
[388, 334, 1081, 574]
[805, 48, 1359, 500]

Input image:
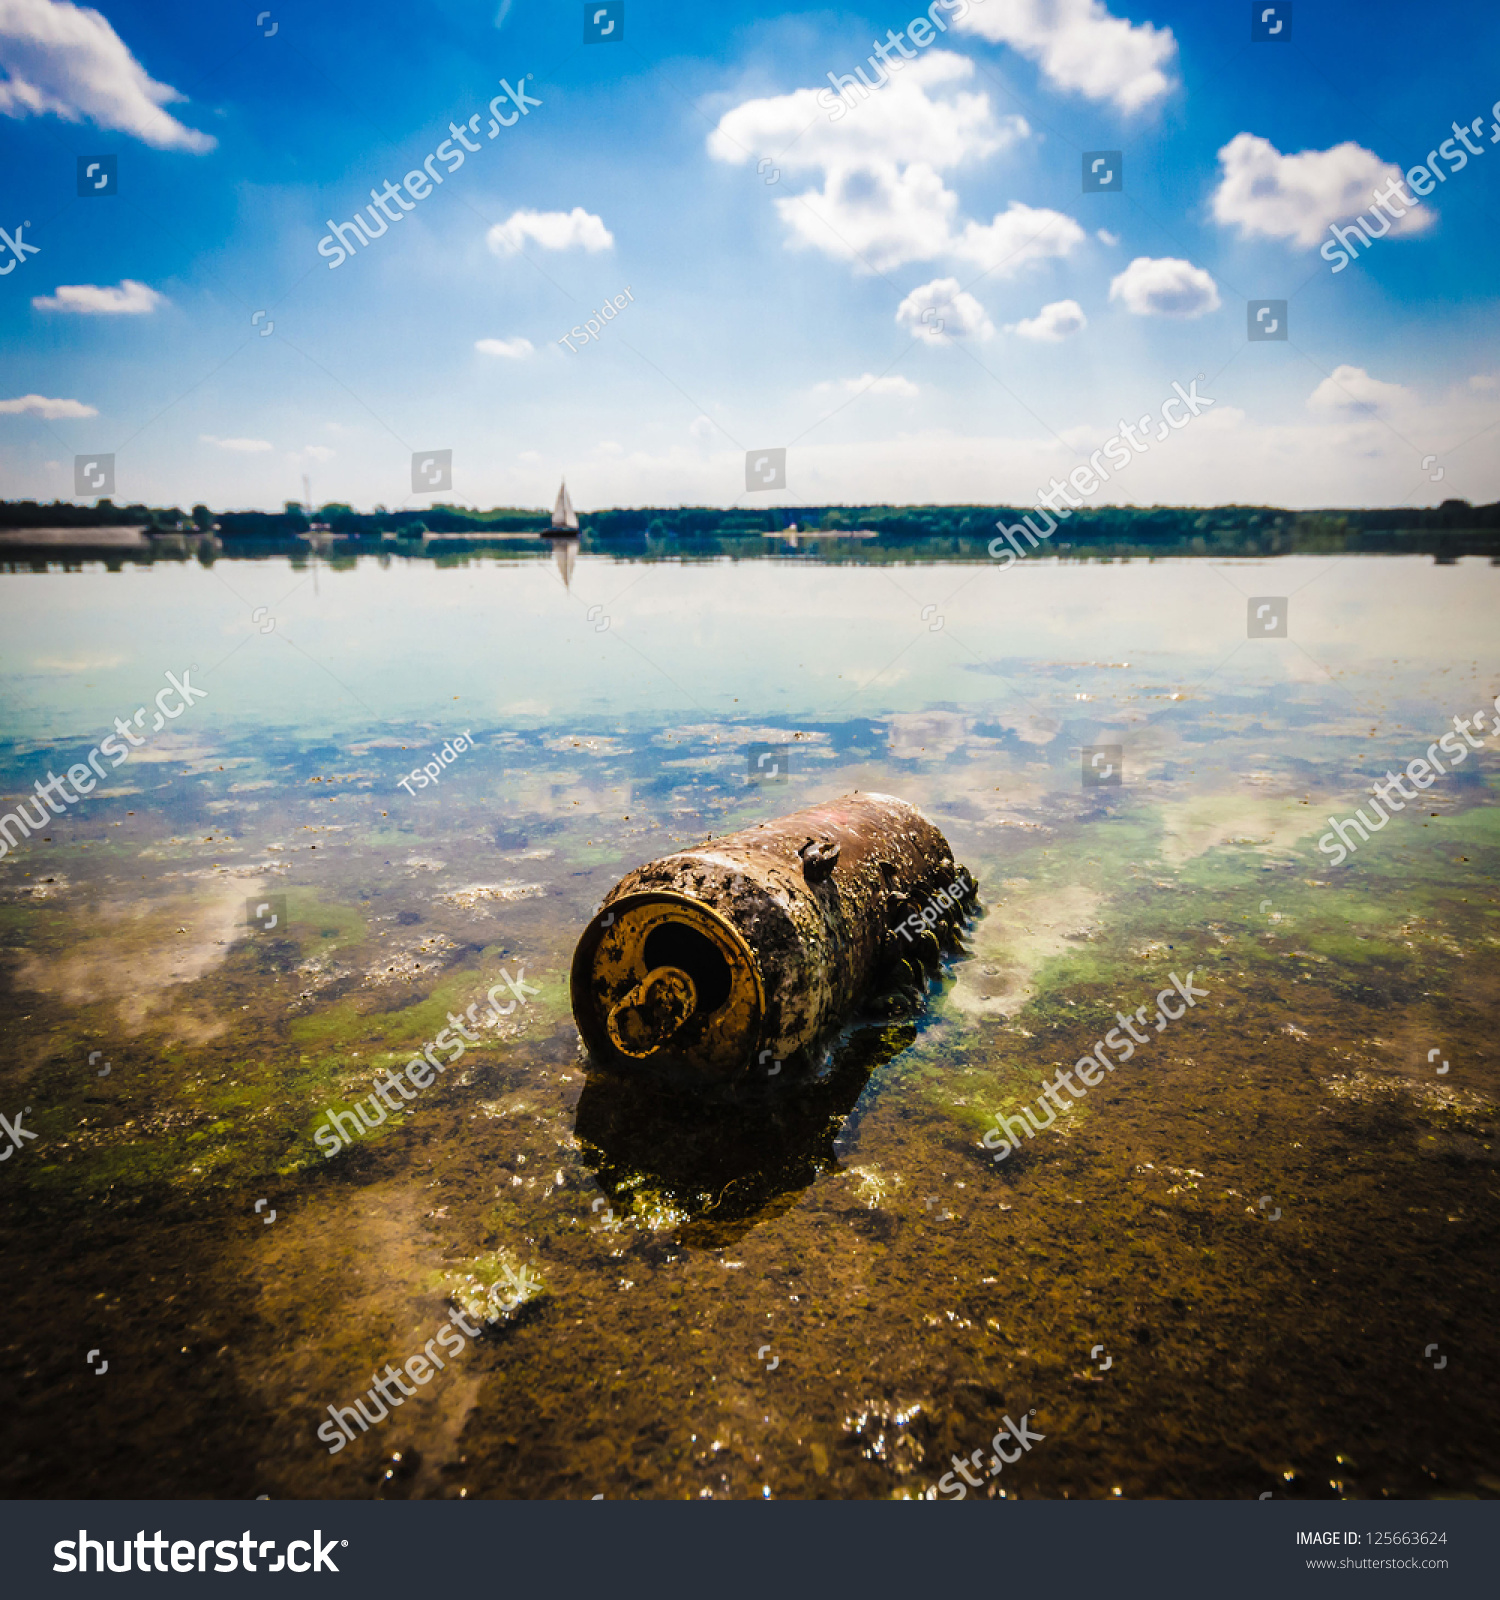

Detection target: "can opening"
[643, 922, 732, 1014]
[573, 893, 765, 1078]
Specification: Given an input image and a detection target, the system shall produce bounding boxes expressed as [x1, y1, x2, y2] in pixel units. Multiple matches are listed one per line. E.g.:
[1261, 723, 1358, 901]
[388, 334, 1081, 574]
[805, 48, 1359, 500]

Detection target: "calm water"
[2, 545, 1497, 1500]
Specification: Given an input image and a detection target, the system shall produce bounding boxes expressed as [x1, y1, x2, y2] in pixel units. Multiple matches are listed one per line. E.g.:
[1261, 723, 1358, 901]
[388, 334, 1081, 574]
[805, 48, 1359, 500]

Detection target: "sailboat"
[550, 480, 579, 534]
[548, 478, 579, 589]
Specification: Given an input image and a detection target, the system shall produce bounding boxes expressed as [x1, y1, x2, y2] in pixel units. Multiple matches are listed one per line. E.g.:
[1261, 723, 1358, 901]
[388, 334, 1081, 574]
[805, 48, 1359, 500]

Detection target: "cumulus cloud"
[1008, 298, 1087, 341]
[1108, 255, 1220, 317]
[0, 392, 96, 417]
[952, 200, 1086, 272]
[955, 0, 1178, 113]
[708, 53, 1077, 275]
[31, 278, 165, 313]
[781, 160, 960, 271]
[710, 51, 1020, 173]
[475, 336, 534, 358]
[1210, 133, 1432, 248]
[814, 373, 921, 397]
[200, 435, 272, 452]
[896, 277, 995, 342]
[290, 444, 335, 462]
[1307, 365, 1412, 417]
[487, 208, 613, 254]
[0, 0, 214, 151]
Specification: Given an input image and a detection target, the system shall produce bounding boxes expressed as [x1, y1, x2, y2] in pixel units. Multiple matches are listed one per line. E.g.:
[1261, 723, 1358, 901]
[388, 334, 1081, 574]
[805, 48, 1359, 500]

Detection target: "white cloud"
[0, 392, 96, 417]
[955, 0, 1178, 113]
[201, 435, 272, 453]
[780, 160, 960, 272]
[952, 200, 1086, 272]
[290, 444, 335, 462]
[1008, 298, 1087, 341]
[896, 277, 995, 342]
[1096, 228, 1118, 245]
[1210, 133, 1432, 249]
[487, 208, 613, 254]
[709, 53, 1064, 275]
[688, 415, 717, 443]
[814, 373, 921, 397]
[1307, 365, 1412, 417]
[1108, 255, 1220, 317]
[711, 52, 1021, 174]
[475, 336, 534, 358]
[31, 278, 165, 313]
[0, 0, 214, 151]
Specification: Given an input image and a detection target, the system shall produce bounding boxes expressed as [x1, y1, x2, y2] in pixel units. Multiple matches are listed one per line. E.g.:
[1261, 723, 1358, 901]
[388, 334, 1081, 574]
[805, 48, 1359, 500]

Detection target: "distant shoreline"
[1, 512, 1497, 567]
[2, 495, 1496, 550]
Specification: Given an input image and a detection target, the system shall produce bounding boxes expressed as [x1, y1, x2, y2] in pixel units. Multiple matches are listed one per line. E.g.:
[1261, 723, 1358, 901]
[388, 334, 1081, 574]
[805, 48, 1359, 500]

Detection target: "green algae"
[3, 556, 1498, 1503]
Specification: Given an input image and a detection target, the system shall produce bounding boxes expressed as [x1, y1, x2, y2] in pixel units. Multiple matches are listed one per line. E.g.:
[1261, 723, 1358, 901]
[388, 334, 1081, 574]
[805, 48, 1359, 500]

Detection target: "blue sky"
[1, 0, 1497, 511]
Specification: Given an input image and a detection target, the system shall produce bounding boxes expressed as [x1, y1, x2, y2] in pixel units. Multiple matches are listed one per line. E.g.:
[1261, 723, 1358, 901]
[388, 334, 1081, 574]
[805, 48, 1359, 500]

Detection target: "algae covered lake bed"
[1, 546, 1496, 1501]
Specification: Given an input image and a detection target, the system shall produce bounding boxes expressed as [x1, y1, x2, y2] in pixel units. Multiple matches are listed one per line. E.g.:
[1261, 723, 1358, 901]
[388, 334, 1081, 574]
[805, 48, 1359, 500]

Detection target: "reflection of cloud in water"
[950, 882, 1103, 1021]
[12, 876, 254, 1038]
[654, 723, 832, 747]
[436, 882, 546, 909]
[543, 735, 624, 755]
[1155, 796, 1324, 867]
[990, 711, 1061, 746]
[117, 739, 218, 766]
[885, 710, 974, 761]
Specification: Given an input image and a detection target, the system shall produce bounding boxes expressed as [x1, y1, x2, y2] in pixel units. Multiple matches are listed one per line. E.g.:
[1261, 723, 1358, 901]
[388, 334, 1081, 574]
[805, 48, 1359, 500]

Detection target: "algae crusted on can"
[570, 792, 977, 1080]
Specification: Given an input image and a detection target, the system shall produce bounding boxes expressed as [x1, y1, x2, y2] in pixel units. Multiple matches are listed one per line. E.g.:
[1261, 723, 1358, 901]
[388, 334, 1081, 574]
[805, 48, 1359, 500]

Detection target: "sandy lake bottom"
[2, 548, 1496, 1500]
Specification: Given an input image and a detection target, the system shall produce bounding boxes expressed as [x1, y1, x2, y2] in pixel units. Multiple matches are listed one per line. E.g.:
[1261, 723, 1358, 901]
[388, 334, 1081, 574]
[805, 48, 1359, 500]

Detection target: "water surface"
[2, 545, 1496, 1500]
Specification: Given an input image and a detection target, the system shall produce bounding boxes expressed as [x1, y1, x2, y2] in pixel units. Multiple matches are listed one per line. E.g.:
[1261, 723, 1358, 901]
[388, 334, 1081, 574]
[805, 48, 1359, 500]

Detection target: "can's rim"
[570, 889, 767, 1077]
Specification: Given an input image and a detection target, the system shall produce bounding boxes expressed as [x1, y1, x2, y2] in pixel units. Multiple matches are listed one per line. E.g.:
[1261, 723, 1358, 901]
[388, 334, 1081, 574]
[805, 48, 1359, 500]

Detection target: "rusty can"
[569, 792, 976, 1082]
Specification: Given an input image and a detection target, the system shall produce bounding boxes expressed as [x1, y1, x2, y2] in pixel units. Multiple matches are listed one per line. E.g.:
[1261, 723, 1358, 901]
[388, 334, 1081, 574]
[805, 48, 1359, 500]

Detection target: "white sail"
[551, 480, 579, 533]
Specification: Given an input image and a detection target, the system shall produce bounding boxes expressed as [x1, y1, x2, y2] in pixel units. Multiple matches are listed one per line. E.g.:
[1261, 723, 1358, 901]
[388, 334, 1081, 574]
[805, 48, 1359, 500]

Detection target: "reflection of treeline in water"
[3, 497, 1497, 562]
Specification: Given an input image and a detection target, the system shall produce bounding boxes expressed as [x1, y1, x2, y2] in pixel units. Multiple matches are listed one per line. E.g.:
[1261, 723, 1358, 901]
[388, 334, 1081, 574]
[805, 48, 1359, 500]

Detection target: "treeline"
[0, 499, 549, 538]
[2, 498, 1497, 548]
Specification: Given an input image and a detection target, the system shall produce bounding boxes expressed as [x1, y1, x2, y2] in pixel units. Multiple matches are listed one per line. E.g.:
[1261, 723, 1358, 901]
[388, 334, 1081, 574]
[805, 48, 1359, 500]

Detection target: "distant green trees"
[0, 498, 1494, 556]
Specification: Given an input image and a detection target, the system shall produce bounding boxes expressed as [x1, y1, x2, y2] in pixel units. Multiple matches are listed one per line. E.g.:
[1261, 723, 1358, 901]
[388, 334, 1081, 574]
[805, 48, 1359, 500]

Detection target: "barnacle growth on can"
[569, 792, 977, 1081]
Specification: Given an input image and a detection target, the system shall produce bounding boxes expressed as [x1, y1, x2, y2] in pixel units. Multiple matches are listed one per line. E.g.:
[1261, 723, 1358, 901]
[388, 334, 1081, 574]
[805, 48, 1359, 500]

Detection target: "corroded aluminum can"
[570, 792, 976, 1081]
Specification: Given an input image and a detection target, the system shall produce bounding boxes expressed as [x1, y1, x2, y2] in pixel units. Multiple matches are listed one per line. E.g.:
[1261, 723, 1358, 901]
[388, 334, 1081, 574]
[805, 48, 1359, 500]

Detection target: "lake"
[2, 542, 1496, 1500]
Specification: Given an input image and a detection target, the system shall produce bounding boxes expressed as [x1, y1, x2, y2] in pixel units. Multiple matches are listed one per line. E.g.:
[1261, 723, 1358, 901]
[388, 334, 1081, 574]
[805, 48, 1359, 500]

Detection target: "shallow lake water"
[2, 544, 1497, 1500]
